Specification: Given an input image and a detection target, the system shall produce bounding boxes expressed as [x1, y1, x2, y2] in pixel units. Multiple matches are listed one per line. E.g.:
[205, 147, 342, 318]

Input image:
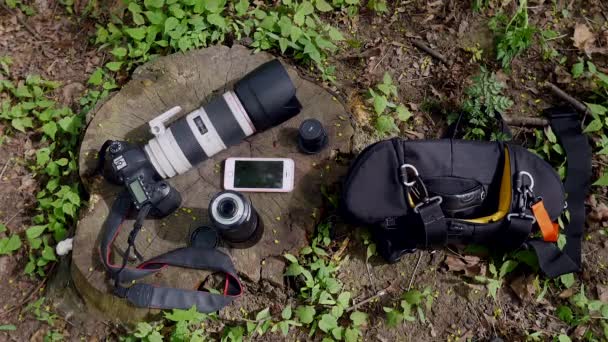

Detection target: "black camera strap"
[99, 191, 242, 312]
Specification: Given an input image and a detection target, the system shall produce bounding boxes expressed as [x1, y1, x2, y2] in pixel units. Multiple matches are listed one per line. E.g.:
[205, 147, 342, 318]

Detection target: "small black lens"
[218, 198, 237, 218]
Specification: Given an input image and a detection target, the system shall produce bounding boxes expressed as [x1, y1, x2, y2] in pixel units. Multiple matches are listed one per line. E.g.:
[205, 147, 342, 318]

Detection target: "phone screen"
[234, 160, 284, 189]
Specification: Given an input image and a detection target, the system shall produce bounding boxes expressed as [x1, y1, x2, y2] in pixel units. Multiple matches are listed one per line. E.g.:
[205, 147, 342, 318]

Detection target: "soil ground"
[0, 0, 607, 341]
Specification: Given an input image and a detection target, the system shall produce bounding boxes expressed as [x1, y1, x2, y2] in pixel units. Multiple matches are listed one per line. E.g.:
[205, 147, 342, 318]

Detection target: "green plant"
[530, 126, 566, 179]
[4, 0, 36, 16]
[283, 221, 368, 341]
[367, 72, 412, 135]
[474, 258, 518, 300]
[0, 223, 22, 255]
[555, 285, 608, 340]
[488, 0, 536, 69]
[383, 287, 434, 327]
[25, 297, 58, 326]
[472, 0, 491, 12]
[570, 59, 608, 186]
[95, 0, 349, 83]
[459, 67, 513, 140]
[366, 0, 387, 12]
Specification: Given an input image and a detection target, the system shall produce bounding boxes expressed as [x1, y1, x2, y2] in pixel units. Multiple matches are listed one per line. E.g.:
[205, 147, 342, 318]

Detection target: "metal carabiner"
[400, 164, 419, 187]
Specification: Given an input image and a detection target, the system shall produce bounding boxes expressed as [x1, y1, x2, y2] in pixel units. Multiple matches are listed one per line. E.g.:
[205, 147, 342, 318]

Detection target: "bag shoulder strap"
[527, 106, 592, 277]
[99, 191, 242, 312]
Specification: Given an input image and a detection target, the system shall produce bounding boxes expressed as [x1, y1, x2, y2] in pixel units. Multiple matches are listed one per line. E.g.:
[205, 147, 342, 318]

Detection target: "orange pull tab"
[531, 200, 559, 242]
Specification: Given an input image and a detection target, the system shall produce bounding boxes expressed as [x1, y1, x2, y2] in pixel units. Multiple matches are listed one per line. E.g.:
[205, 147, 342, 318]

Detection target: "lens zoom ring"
[171, 117, 208, 165]
[204, 96, 247, 147]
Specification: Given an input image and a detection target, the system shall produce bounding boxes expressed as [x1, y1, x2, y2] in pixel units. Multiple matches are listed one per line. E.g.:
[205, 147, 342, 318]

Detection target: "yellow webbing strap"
[464, 148, 511, 224]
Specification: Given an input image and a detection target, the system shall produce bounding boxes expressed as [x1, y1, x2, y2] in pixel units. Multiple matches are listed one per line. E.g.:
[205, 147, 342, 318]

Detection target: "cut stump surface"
[73, 45, 354, 321]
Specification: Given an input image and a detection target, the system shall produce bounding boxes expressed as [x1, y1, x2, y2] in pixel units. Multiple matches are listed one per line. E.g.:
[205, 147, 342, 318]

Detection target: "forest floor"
[0, 0, 608, 341]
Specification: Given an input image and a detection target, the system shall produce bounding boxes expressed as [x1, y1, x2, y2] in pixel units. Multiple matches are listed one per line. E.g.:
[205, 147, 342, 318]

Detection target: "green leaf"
[26, 225, 46, 239]
[42, 245, 56, 261]
[337, 292, 351, 308]
[384, 308, 403, 327]
[344, 327, 359, 342]
[42, 121, 58, 140]
[255, 307, 271, 321]
[571, 61, 585, 78]
[207, 13, 227, 29]
[303, 41, 321, 64]
[144, 0, 164, 9]
[11, 117, 33, 132]
[375, 115, 397, 134]
[111, 47, 127, 58]
[594, 173, 608, 186]
[58, 116, 80, 134]
[373, 95, 387, 115]
[105, 61, 123, 72]
[88, 68, 103, 86]
[164, 17, 179, 33]
[294, 1, 314, 26]
[318, 314, 338, 333]
[36, 148, 50, 166]
[498, 260, 518, 278]
[125, 27, 147, 40]
[283, 253, 298, 263]
[235, 0, 249, 16]
[0, 235, 21, 255]
[145, 11, 165, 25]
[279, 37, 289, 53]
[0, 224, 5, 233]
[331, 326, 343, 340]
[164, 305, 206, 323]
[315, 0, 332, 12]
[281, 305, 292, 320]
[558, 334, 572, 342]
[14, 85, 32, 98]
[350, 311, 367, 327]
[325, 277, 342, 294]
[295, 305, 315, 324]
[0, 325, 16, 331]
[585, 103, 607, 118]
[327, 26, 344, 41]
[396, 104, 412, 122]
[583, 118, 602, 133]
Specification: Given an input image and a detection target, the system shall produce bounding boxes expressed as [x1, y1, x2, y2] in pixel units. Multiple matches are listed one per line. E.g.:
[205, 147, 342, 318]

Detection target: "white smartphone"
[223, 157, 295, 192]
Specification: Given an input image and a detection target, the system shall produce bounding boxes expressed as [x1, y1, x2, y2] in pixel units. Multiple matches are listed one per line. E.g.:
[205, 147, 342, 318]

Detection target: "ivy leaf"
[207, 14, 227, 29]
[373, 94, 387, 115]
[14, 85, 32, 98]
[11, 117, 33, 132]
[295, 306, 315, 324]
[0, 224, 5, 233]
[26, 225, 46, 240]
[583, 118, 602, 133]
[105, 61, 123, 72]
[375, 115, 397, 134]
[294, 1, 314, 26]
[42, 245, 56, 261]
[344, 327, 359, 342]
[235, 0, 249, 16]
[350, 311, 368, 327]
[337, 291, 351, 308]
[164, 305, 206, 323]
[594, 173, 608, 186]
[327, 26, 344, 41]
[58, 116, 80, 134]
[111, 47, 127, 58]
[558, 334, 572, 342]
[88, 68, 103, 86]
[396, 104, 412, 122]
[0, 235, 21, 255]
[585, 102, 607, 118]
[145, 11, 165, 25]
[125, 27, 147, 40]
[317, 314, 338, 333]
[303, 41, 321, 64]
[571, 61, 585, 78]
[42, 121, 58, 140]
[164, 17, 179, 33]
[315, 0, 332, 12]
[255, 308, 271, 321]
[144, 0, 164, 9]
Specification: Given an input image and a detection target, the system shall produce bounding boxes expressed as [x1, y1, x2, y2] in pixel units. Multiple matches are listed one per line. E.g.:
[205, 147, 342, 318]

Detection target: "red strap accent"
[532, 200, 559, 242]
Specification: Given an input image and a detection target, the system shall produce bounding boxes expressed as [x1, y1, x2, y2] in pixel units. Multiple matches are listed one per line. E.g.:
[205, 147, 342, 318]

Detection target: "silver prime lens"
[142, 60, 302, 179]
[209, 190, 262, 247]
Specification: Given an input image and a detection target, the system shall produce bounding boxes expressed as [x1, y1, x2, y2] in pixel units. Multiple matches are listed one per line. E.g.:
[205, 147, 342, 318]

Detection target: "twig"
[370, 49, 391, 73]
[545, 82, 590, 115]
[0, 262, 56, 317]
[501, 115, 549, 127]
[3, 209, 22, 226]
[407, 252, 423, 291]
[0, 158, 10, 180]
[0, 1, 40, 40]
[411, 40, 449, 66]
[346, 283, 396, 313]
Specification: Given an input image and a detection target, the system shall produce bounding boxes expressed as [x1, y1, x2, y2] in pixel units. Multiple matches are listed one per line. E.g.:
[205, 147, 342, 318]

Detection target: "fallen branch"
[502, 115, 548, 127]
[346, 283, 397, 313]
[545, 82, 590, 115]
[0, 262, 56, 317]
[407, 252, 423, 291]
[411, 40, 449, 66]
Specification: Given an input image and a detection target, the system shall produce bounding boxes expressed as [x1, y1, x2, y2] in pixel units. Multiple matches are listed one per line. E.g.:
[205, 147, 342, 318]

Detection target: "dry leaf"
[597, 285, 608, 302]
[558, 287, 575, 299]
[509, 274, 537, 301]
[573, 23, 596, 53]
[445, 255, 467, 272]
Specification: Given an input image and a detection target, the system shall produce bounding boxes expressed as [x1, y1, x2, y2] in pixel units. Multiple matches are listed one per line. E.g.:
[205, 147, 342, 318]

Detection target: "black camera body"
[104, 140, 181, 218]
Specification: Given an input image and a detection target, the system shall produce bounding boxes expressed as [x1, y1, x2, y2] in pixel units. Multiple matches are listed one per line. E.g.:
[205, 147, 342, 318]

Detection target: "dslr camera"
[101, 60, 302, 215]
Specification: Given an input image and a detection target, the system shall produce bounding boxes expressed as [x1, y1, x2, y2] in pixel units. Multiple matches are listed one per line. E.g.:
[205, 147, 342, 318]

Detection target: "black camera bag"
[341, 108, 591, 277]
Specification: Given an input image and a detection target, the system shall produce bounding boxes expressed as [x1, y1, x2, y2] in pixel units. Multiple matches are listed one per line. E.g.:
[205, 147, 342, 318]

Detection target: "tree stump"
[73, 45, 354, 322]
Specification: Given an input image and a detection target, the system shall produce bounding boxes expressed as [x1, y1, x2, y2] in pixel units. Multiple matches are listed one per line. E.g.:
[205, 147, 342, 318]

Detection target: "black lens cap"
[298, 119, 328, 154]
[190, 226, 219, 249]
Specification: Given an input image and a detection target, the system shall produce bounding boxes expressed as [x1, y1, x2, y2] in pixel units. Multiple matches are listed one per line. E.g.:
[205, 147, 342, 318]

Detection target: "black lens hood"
[234, 60, 302, 131]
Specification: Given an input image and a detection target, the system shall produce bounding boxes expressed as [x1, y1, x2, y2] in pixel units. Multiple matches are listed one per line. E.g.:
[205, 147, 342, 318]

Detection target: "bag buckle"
[507, 213, 536, 224]
[413, 196, 443, 214]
